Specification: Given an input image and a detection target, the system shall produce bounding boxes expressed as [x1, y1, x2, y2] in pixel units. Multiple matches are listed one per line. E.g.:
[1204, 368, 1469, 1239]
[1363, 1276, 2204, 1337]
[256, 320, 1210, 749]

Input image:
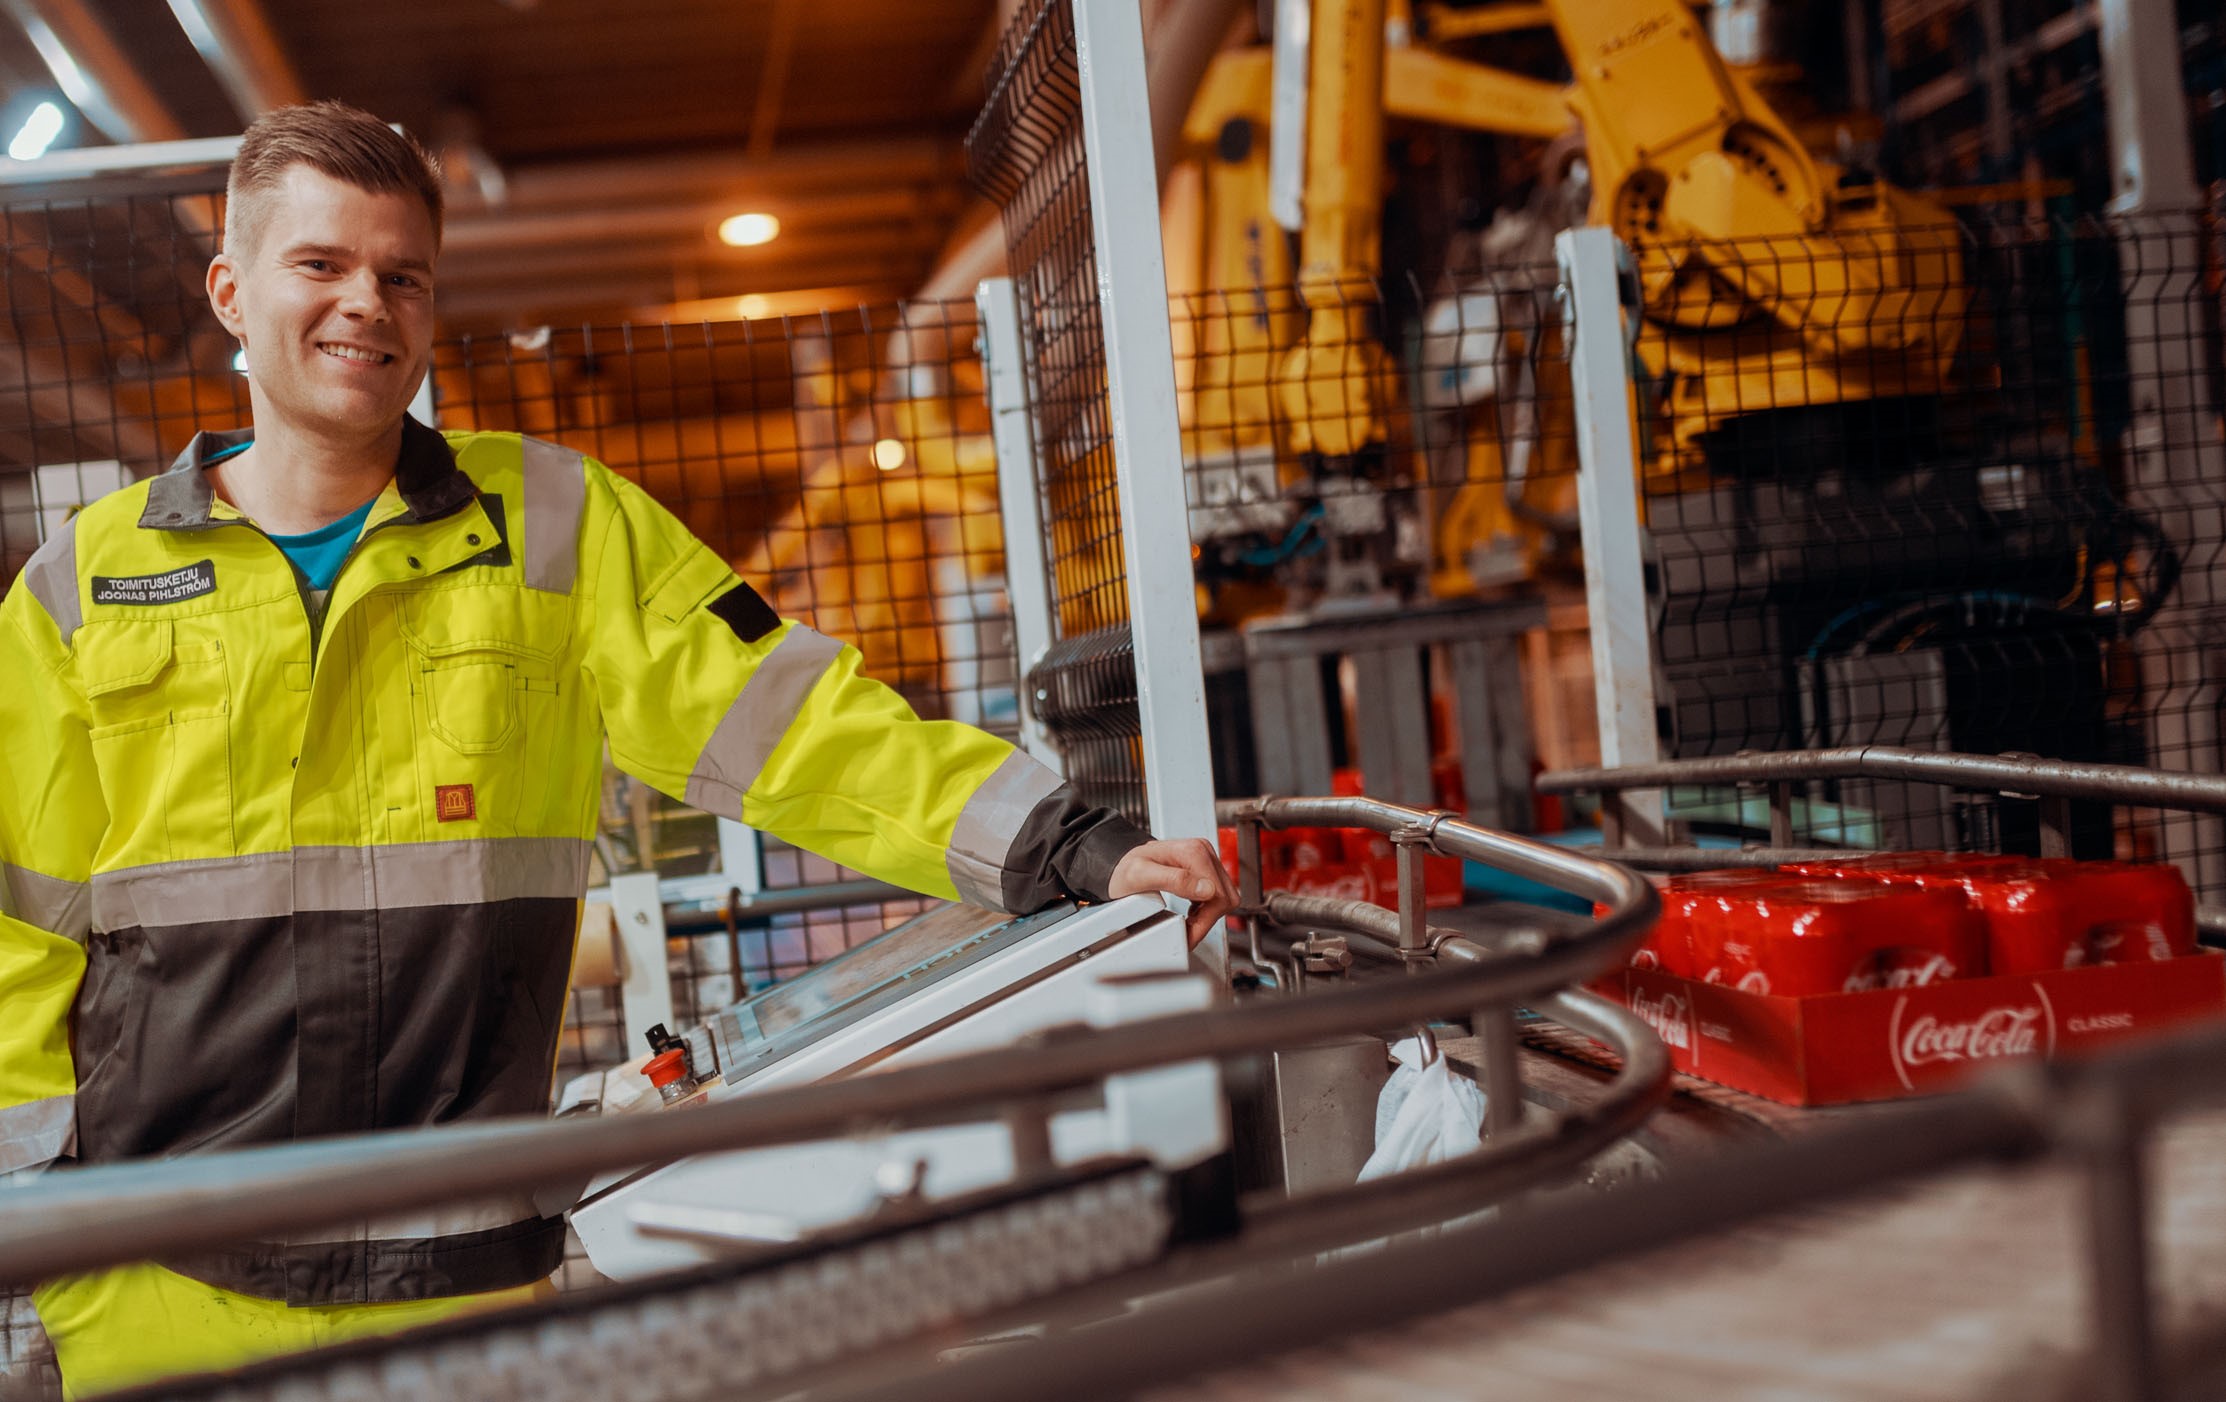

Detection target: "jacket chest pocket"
[76, 620, 235, 864]
[400, 590, 567, 758]
[417, 654, 524, 753]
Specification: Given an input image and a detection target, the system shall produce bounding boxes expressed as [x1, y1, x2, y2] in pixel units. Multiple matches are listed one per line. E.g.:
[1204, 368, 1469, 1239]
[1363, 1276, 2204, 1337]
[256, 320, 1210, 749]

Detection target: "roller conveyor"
[1146, 1108, 2226, 1402]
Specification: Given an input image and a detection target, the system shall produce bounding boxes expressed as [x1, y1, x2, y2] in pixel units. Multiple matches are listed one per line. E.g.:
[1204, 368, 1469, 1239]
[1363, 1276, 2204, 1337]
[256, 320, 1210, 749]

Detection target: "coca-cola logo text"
[1630, 987, 1692, 1051]
[1898, 1006, 2042, 1069]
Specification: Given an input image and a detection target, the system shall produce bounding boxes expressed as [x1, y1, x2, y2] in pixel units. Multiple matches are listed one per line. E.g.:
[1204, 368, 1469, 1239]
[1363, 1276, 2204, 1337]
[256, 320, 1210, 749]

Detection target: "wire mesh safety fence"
[1, 189, 245, 579]
[968, 0, 1149, 823]
[1169, 258, 1581, 816]
[1634, 209, 2226, 896]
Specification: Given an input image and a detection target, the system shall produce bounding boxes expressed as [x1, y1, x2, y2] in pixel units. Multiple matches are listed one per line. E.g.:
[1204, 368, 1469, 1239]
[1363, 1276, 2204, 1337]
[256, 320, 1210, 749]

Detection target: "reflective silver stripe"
[683, 626, 846, 817]
[521, 437, 587, 594]
[945, 750, 1065, 911]
[19, 514, 81, 646]
[0, 1095, 75, 1177]
[0, 863, 90, 944]
[283, 1195, 546, 1246]
[90, 838, 594, 931]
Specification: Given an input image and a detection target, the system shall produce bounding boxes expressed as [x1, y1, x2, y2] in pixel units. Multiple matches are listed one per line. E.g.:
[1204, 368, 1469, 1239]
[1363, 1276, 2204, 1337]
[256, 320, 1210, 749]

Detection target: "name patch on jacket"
[92, 560, 216, 605]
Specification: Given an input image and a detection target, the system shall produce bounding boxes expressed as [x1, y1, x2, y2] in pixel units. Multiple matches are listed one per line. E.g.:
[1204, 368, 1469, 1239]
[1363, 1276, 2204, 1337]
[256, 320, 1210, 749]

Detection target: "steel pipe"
[1218, 794, 1648, 908]
[1571, 845, 1852, 870]
[1539, 745, 2226, 814]
[1236, 987, 1666, 1251]
[660, 878, 916, 935]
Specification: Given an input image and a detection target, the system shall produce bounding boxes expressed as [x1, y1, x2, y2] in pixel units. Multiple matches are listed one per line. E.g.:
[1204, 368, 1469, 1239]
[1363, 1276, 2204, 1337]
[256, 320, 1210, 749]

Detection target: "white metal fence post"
[1558, 226, 1666, 846]
[1070, 0, 1218, 837]
[2096, 0, 2226, 897]
[1072, 0, 1221, 969]
[976, 276, 1065, 775]
[607, 870, 675, 1059]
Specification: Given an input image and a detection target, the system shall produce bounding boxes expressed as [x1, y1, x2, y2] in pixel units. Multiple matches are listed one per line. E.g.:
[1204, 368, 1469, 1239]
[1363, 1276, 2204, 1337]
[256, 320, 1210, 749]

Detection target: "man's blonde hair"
[225, 101, 443, 259]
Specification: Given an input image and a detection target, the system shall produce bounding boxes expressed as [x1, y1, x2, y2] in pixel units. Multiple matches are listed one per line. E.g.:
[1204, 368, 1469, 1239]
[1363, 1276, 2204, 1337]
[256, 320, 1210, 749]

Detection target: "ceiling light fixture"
[734, 294, 771, 319]
[872, 438, 907, 472]
[718, 212, 780, 248]
[8, 102, 64, 161]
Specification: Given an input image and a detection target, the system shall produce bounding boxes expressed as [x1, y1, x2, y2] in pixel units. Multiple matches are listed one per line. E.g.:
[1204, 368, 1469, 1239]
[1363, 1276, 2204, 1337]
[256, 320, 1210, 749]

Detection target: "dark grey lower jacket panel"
[72, 897, 579, 1303]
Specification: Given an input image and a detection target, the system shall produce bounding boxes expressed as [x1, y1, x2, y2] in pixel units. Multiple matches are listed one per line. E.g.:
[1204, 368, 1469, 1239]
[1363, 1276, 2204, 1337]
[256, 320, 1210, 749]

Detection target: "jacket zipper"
[188, 509, 455, 669]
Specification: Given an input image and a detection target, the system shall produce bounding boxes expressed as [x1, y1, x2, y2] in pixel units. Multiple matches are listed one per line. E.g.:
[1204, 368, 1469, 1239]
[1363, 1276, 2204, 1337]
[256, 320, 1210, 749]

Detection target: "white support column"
[407, 370, 436, 428]
[976, 276, 1065, 776]
[607, 870, 674, 1057]
[2097, 0, 2226, 896]
[1071, 0, 1217, 842]
[1267, 0, 1310, 233]
[1558, 226, 1665, 846]
[1073, 0, 1221, 972]
[717, 818, 763, 896]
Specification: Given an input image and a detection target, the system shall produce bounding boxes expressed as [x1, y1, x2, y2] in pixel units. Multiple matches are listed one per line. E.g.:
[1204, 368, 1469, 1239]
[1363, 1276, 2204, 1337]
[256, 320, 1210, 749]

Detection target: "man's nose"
[337, 267, 389, 319]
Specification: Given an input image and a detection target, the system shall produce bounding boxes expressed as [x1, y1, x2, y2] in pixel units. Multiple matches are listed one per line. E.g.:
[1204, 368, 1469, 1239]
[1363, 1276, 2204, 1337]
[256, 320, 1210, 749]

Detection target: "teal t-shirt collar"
[267, 497, 376, 591]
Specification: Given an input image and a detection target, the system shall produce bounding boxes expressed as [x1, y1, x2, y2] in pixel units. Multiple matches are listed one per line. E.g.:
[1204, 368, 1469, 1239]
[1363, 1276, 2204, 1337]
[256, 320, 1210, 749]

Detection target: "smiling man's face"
[209, 164, 437, 443]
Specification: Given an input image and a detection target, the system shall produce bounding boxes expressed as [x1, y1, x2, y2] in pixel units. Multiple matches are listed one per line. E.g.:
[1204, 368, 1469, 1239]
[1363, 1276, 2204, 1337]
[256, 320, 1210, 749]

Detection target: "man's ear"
[207, 254, 244, 337]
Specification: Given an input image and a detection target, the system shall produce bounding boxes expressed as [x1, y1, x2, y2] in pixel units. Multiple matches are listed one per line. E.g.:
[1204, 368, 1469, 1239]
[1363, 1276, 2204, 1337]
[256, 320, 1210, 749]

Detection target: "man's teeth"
[319, 344, 390, 363]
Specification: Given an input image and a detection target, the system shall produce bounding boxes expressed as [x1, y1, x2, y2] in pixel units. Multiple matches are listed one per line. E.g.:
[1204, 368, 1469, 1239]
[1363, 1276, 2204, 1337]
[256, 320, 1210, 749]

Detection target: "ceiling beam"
[435, 255, 930, 326]
[635, 283, 907, 325]
[745, 0, 802, 160]
[487, 137, 963, 213]
[443, 185, 963, 255]
[439, 226, 944, 287]
[1, 0, 186, 142]
[165, 0, 307, 120]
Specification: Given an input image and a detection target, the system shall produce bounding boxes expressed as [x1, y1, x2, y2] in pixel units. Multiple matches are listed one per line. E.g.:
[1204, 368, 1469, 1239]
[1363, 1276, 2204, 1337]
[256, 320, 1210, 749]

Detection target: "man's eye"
[302, 260, 332, 273]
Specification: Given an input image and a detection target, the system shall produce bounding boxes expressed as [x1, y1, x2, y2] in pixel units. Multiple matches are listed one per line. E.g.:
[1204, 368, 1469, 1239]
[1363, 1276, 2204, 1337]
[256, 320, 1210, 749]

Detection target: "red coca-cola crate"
[1786, 853, 2196, 976]
[1594, 952, 2226, 1106]
[1601, 869, 1797, 979]
[1692, 879, 1986, 996]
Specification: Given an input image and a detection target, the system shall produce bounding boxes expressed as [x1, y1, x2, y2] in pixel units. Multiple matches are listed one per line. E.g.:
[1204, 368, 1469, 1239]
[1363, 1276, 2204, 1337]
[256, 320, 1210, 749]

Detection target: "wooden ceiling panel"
[1, 0, 1004, 438]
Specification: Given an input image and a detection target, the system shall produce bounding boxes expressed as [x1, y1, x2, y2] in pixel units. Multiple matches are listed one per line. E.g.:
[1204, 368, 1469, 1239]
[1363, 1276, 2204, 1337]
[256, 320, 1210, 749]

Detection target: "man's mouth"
[318, 343, 393, 365]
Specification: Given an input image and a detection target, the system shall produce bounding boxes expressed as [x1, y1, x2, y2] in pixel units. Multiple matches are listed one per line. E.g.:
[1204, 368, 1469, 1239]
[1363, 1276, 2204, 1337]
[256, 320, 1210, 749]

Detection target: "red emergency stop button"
[644, 1048, 689, 1091]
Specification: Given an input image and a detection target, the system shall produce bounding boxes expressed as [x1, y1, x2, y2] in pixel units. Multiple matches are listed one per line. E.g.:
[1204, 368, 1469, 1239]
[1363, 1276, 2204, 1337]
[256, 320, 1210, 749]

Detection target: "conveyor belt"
[1142, 1108, 2226, 1401]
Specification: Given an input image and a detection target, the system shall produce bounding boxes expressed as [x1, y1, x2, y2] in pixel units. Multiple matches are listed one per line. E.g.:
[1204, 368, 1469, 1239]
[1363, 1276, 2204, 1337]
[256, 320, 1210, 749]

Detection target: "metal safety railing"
[0, 805, 1661, 1300]
[1539, 745, 2226, 911]
[800, 753, 2226, 1402]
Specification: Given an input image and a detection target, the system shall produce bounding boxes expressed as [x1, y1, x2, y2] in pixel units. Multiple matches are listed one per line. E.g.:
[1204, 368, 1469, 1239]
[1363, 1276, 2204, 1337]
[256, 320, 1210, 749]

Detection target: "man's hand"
[1107, 838, 1238, 948]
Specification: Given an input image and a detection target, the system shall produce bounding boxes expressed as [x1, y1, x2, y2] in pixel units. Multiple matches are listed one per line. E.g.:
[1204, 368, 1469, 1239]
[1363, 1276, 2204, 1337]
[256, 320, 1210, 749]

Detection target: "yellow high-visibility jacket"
[0, 421, 1142, 1305]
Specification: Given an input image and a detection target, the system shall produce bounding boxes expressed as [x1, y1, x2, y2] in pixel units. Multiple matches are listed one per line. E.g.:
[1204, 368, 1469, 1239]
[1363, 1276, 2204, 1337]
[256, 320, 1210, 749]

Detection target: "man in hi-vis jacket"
[0, 101, 1233, 1397]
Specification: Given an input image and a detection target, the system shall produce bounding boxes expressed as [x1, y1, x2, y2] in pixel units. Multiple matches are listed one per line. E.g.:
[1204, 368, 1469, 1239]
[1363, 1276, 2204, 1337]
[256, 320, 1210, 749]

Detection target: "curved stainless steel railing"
[0, 798, 1664, 1292]
[1540, 744, 2226, 859]
[816, 753, 2226, 1402]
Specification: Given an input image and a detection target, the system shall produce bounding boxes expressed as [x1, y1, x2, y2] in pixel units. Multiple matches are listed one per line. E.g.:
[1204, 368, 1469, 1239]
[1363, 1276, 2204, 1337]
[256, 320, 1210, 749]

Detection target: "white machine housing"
[571, 894, 1225, 1279]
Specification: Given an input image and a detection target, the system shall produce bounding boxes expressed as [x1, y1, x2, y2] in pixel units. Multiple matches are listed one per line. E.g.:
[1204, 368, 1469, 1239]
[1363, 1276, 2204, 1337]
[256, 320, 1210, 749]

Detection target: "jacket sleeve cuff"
[1051, 806, 1153, 906]
[944, 749, 1154, 912]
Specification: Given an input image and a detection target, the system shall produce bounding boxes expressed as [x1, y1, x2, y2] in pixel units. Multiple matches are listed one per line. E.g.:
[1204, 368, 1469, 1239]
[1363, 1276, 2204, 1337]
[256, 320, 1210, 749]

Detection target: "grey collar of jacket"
[138, 416, 479, 532]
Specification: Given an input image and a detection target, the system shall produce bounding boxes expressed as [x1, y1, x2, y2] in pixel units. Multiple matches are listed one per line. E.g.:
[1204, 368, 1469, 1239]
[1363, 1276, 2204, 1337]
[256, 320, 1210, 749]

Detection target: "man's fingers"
[1121, 858, 1196, 897]
[1107, 838, 1239, 947]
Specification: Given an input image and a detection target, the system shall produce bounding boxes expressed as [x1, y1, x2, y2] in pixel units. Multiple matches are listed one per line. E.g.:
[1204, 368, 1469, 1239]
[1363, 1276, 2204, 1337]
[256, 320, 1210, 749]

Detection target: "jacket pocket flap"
[640, 544, 736, 626]
[79, 621, 174, 697]
[399, 588, 567, 663]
